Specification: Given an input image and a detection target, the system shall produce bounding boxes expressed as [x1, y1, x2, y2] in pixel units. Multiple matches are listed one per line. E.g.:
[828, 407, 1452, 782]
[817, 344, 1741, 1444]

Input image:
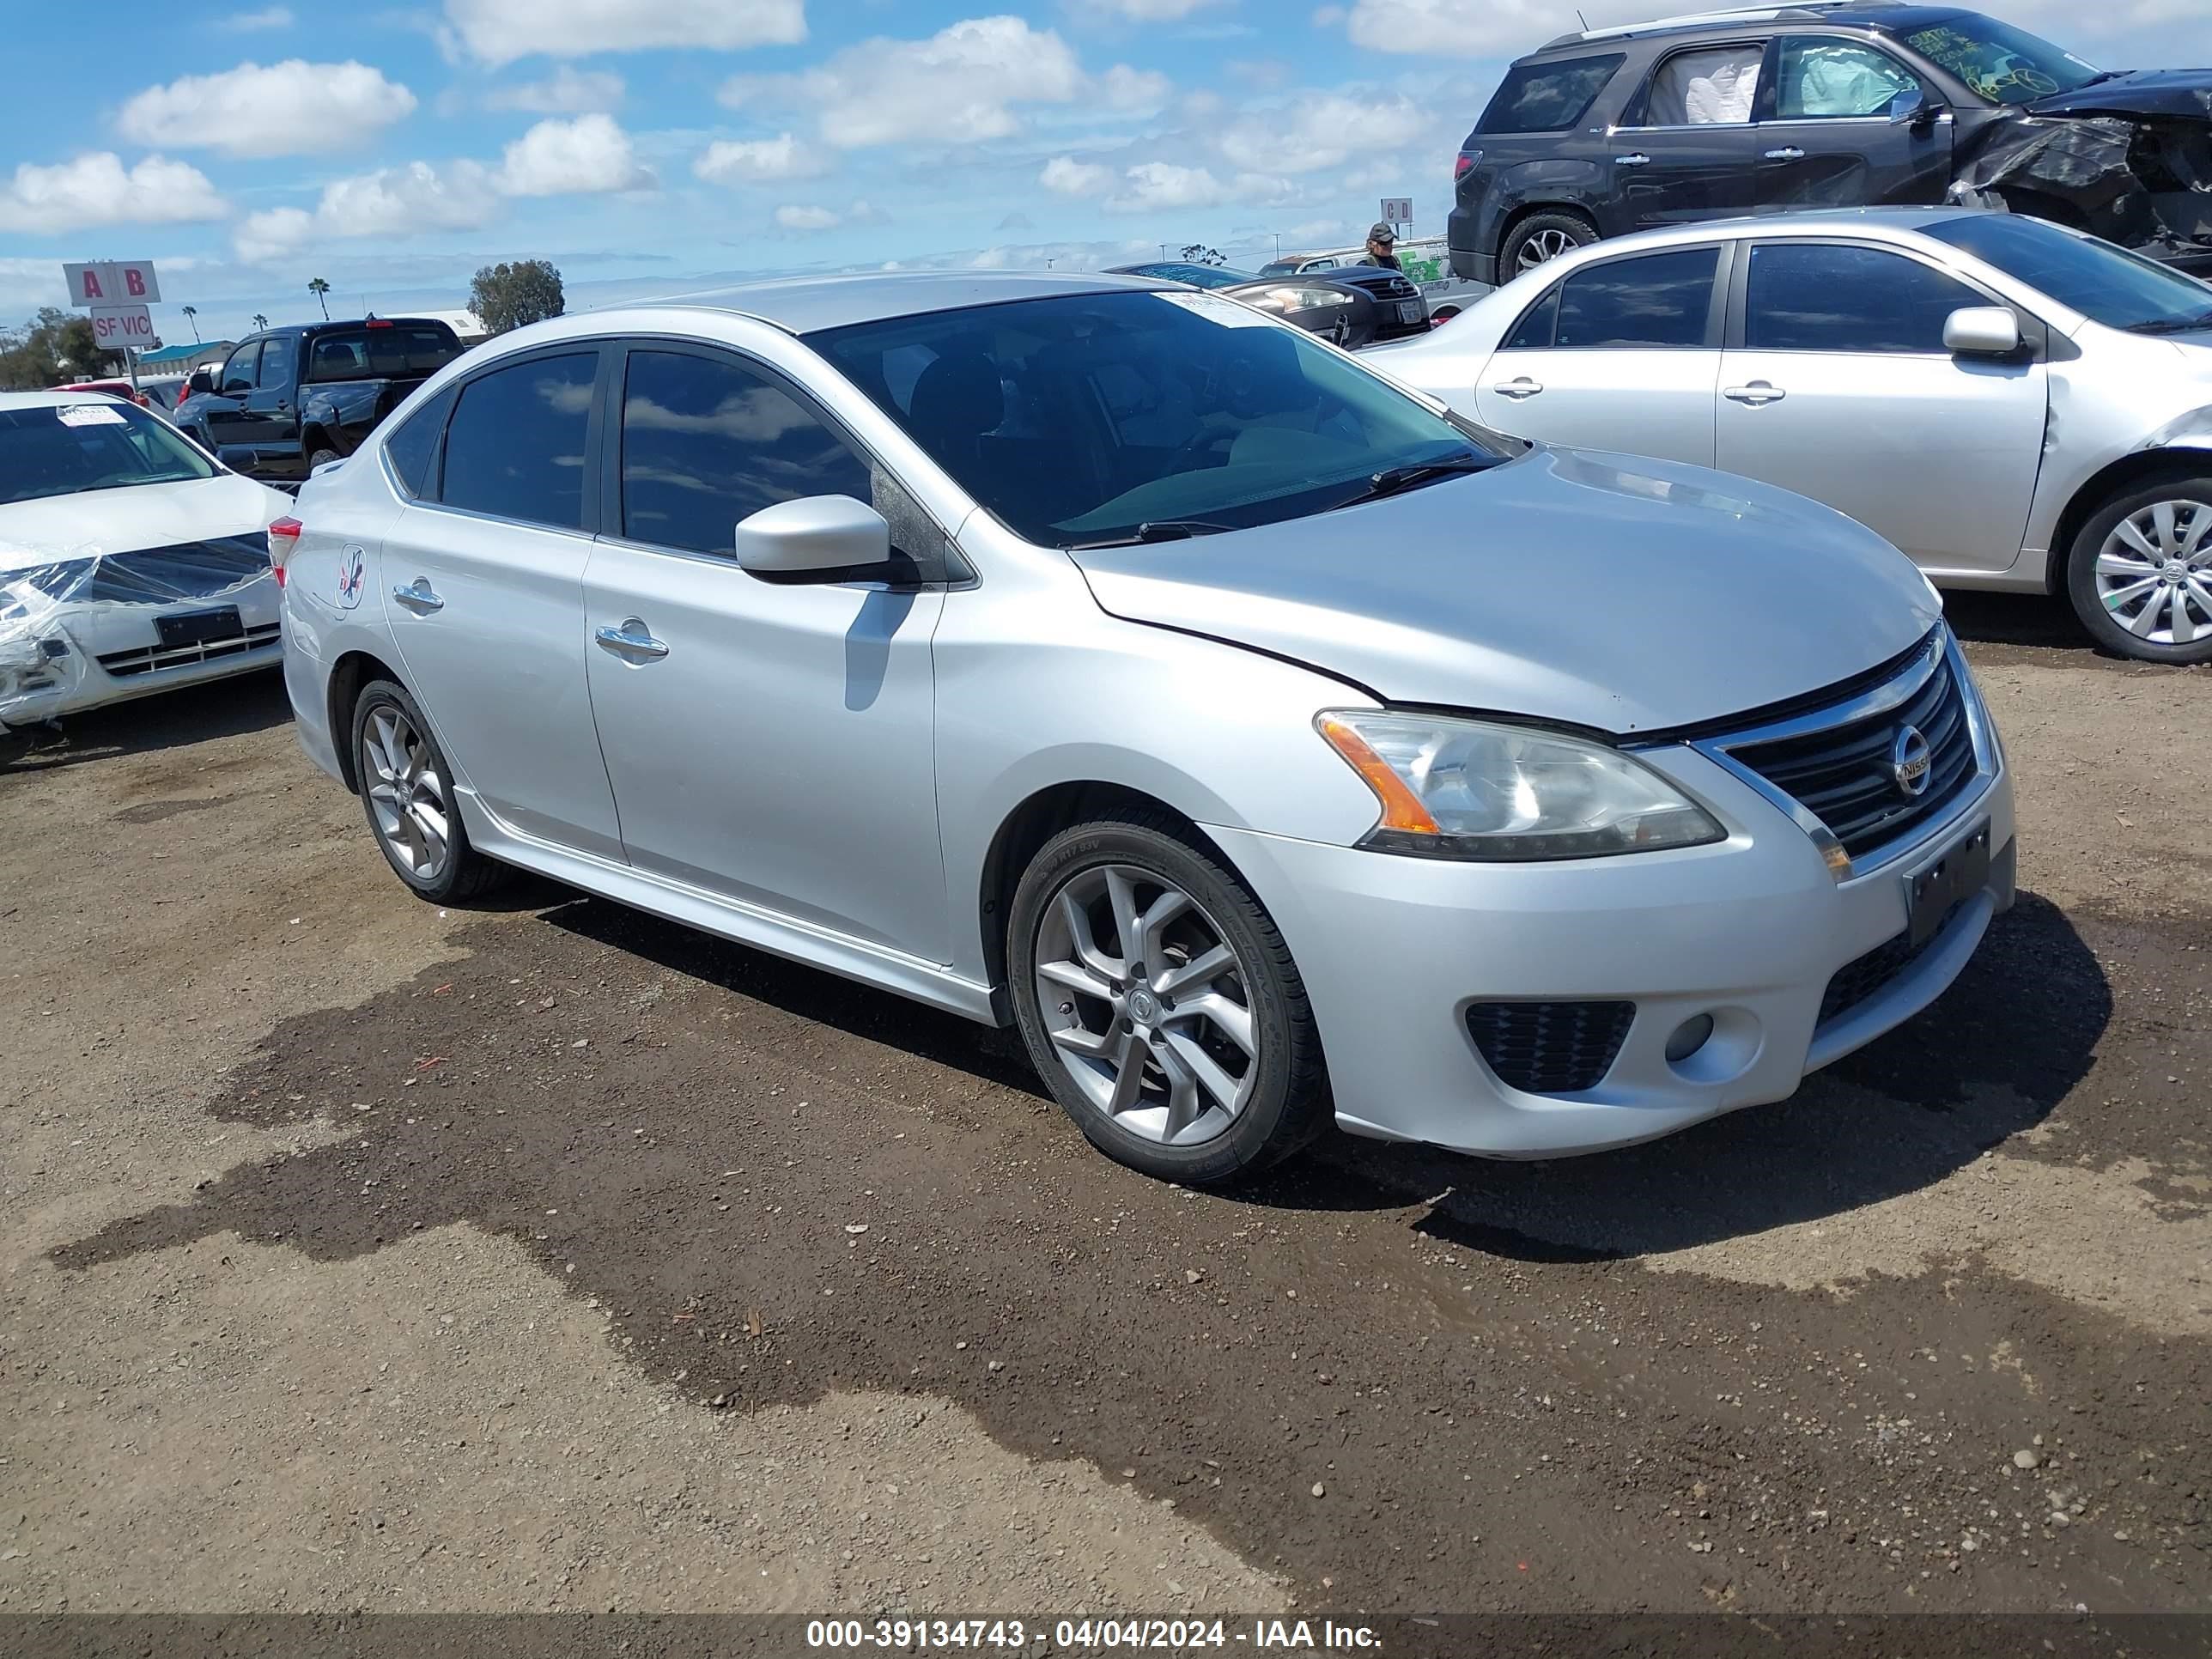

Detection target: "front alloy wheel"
[1032, 863, 1257, 1147]
[2093, 497, 2212, 648]
[1007, 812, 1328, 1183]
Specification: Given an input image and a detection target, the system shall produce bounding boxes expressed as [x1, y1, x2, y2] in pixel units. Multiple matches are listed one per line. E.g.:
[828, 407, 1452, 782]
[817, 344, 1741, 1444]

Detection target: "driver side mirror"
[1888, 88, 1939, 126]
[1943, 305, 2022, 358]
[186, 369, 214, 396]
[733, 495, 895, 583]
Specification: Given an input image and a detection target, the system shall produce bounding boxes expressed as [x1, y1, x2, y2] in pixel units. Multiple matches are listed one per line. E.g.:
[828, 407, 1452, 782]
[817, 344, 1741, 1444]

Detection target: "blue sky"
[0, 0, 2197, 343]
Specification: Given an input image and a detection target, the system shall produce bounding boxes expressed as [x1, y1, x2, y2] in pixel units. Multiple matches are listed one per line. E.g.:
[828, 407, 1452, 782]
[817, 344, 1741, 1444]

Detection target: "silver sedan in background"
[1368, 208, 2212, 664]
[280, 271, 2012, 1183]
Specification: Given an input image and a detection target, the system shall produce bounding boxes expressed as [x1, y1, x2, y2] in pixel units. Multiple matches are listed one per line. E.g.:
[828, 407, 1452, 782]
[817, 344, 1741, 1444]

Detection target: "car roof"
[1531, 0, 1969, 52]
[0, 389, 147, 409]
[1547, 205, 1983, 252]
[629, 270, 1164, 334]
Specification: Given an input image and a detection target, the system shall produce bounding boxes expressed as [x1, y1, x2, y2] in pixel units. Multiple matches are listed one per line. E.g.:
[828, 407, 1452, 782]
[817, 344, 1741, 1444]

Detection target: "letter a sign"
[63, 261, 162, 306]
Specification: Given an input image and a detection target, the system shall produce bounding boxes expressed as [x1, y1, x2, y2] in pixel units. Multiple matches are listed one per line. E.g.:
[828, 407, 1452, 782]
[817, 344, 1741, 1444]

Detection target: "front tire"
[2063, 478, 2212, 664]
[1007, 811, 1328, 1184]
[349, 679, 507, 902]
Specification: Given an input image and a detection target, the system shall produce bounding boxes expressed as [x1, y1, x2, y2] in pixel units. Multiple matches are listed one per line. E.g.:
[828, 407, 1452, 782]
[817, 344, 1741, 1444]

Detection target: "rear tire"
[1007, 811, 1328, 1184]
[307, 446, 340, 471]
[2063, 477, 2212, 665]
[349, 679, 508, 903]
[1499, 210, 1598, 278]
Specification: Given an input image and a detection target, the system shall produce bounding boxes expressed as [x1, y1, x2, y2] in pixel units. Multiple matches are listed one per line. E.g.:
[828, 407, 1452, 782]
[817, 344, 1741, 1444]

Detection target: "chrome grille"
[1720, 640, 1978, 865]
[98, 623, 280, 679]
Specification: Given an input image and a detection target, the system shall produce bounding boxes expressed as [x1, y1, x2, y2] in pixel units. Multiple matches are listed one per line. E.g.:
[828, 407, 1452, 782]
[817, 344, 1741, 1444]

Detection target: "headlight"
[1316, 710, 1725, 860]
[1245, 286, 1352, 313]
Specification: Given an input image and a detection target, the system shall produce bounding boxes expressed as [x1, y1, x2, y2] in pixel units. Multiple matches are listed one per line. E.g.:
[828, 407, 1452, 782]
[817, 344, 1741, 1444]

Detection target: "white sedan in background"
[1, 392, 292, 731]
[1367, 208, 2212, 665]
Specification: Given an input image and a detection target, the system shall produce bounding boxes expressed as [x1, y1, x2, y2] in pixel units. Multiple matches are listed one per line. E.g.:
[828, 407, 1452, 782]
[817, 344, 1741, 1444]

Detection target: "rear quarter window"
[1479, 54, 1626, 134]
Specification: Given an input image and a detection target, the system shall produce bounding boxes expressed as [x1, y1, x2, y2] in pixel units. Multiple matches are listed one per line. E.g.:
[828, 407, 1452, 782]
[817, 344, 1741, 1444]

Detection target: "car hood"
[1067, 447, 1942, 735]
[2027, 70, 2212, 123]
[0, 472, 289, 574]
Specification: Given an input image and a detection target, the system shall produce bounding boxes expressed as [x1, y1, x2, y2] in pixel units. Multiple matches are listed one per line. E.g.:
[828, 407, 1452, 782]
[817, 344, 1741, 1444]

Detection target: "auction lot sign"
[62, 260, 164, 360]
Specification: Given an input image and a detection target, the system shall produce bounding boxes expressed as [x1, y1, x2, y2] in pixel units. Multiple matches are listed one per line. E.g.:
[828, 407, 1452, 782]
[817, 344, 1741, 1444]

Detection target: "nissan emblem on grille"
[1890, 725, 1933, 798]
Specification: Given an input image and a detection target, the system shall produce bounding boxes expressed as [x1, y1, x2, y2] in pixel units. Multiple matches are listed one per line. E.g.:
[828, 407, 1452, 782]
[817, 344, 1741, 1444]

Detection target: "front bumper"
[1208, 672, 2015, 1158]
[0, 580, 282, 729]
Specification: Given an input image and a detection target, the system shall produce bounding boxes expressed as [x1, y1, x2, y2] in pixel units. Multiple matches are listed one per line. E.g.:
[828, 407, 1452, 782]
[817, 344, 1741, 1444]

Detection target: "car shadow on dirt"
[0, 666, 293, 775]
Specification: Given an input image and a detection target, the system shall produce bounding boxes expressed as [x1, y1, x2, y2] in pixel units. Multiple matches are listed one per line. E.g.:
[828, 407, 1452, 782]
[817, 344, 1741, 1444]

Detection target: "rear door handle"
[1613, 152, 1650, 167]
[1762, 147, 1806, 161]
[1491, 377, 1544, 399]
[392, 577, 443, 614]
[595, 618, 669, 662]
[1723, 381, 1787, 406]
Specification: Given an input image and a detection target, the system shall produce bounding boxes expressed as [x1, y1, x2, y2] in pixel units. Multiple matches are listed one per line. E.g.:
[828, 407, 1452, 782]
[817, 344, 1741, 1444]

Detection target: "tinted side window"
[439, 353, 596, 528]
[307, 331, 372, 382]
[1552, 248, 1719, 349]
[1504, 285, 1562, 350]
[619, 349, 873, 556]
[1775, 39, 1923, 118]
[1744, 243, 1981, 352]
[257, 338, 294, 392]
[383, 384, 455, 499]
[218, 343, 259, 394]
[1642, 44, 1764, 125]
[1480, 55, 1625, 133]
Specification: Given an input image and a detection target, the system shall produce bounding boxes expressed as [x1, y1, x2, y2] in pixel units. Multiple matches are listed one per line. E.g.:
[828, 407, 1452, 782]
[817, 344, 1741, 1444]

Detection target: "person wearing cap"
[1360, 223, 1402, 270]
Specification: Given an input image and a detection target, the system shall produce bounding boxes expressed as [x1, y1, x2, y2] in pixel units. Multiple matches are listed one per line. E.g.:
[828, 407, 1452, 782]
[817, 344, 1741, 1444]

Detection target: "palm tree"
[180, 305, 200, 343]
[252, 313, 268, 331]
[307, 277, 331, 320]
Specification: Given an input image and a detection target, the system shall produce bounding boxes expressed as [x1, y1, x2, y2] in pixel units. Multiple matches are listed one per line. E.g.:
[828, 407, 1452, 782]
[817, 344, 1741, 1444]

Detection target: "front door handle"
[1723, 381, 1787, 406]
[595, 618, 669, 662]
[1762, 146, 1806, 161]
[392, 577, 443, 614]
[1613, 152, 1650, 167]
[1492, 377, 1544, 399]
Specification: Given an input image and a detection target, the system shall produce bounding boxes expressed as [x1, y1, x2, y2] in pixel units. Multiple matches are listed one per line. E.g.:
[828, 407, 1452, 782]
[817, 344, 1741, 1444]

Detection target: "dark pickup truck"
[173, 318, 465, 482]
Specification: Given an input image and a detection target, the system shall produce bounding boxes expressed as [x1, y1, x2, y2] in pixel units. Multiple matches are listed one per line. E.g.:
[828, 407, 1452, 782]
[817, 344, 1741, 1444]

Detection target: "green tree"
[180, 304, 200, 342]
[469, 259, 565, 335]
[252, 313, 269, 330]
[308, 276, 331, 319]
[0, 307, 113, 389]
[1179, 244, 1226, 266]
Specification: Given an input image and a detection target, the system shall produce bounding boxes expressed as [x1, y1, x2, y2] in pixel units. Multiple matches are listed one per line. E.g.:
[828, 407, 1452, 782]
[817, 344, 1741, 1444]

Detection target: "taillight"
[1454, 153, 1478, 181]
[268, 516, 302, 587]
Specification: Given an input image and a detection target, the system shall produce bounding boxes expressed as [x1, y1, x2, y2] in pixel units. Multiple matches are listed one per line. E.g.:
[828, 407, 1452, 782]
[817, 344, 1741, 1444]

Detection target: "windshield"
[1924, 215, 2212, 331]
[1124, 264, 1256, 290]
[805, 290, 1498, 549]
[1899, 14, 2099, 105]
[0, 400, 219, 505]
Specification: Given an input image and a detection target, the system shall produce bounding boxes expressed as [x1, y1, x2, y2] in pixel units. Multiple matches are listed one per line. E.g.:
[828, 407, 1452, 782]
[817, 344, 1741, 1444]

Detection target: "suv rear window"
[306, 325, 463, 382]
[1479, 55, 1625, 134]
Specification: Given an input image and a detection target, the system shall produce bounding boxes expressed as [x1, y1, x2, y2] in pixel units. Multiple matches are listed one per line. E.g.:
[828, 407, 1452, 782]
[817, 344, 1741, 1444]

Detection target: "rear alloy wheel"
[307, 447, 340, 471]
[2066, 482, 2212, 664]
[1501, 210, 1597, 276]
[350, 679, 507, 902]
[1008, 813, 1328, 1184]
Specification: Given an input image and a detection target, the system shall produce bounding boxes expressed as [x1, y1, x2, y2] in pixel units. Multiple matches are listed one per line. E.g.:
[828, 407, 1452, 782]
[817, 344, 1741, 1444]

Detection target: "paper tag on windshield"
[1152, 291, 1269, 328]
[57, 403, 128, 427]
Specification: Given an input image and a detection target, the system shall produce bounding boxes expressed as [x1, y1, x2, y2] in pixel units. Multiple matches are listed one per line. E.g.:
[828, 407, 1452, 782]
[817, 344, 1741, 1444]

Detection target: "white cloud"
[1326, 0, 1645, 56]
[1105, 161, 1227, 213]
[495, 113, 652, 195]
[1218, 92, 1429, 175]
[0, 153, 227, 235]
[219, 5, 294, 28]
[692, 132, 829, 185]
[723, 16, 1088, 149]
[485, 66, 624, 112]
[775, 204, 840, 231]
[444, 0, 805, 66]
[234, 159, 498, 260]
[1041, 155, 1114, 196]
[117, 60, 417, 159]
[1099, 64, 1171, 112]
[1080, 0, 1224, 16]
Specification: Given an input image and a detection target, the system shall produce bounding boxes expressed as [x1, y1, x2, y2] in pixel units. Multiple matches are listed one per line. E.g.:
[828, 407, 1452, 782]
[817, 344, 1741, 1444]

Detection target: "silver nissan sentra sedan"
[277, 270, 2014, 1183]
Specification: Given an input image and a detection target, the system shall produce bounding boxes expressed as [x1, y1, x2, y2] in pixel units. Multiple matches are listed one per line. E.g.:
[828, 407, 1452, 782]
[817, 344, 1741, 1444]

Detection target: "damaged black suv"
[1448, 2, 2212, 285]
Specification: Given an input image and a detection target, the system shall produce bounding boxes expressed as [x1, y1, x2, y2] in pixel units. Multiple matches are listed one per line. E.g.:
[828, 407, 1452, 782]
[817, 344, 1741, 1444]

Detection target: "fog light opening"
[1664, 1013, 1716, 1064]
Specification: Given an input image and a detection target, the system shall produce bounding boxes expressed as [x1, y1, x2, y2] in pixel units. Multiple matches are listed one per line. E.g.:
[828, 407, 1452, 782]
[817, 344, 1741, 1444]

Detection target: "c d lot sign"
[90, 306, 158, 350]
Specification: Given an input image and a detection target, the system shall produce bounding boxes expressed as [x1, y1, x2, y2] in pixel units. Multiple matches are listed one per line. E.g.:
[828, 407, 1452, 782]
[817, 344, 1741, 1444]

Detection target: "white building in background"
[404, 308, 488, 344]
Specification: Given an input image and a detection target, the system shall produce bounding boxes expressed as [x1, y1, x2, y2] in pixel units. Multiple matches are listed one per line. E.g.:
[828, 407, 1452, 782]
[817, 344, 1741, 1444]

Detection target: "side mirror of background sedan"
[1943, 306, 2023, 358]
[1887, 88, 1931, 125]
[734, 495, 895, 582]
[186, 369, 215, 396]
[215, 445, 258, 472]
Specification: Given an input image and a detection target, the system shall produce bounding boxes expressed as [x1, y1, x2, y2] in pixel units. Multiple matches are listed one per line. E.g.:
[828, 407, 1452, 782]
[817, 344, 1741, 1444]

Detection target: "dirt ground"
[2, 591, 2206, 1622]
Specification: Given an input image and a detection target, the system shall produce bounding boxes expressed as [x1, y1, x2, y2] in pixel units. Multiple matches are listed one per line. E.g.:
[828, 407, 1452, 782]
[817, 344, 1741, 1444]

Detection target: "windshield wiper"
[1328, 451, 1501, 511]
[1064, 520, 1239, 550]
[2124, 311, 2212, 335]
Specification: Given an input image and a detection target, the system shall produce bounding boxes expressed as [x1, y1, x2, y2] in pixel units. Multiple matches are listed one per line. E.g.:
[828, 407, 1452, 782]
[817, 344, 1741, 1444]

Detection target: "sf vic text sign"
[63, 260, 161, 306]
